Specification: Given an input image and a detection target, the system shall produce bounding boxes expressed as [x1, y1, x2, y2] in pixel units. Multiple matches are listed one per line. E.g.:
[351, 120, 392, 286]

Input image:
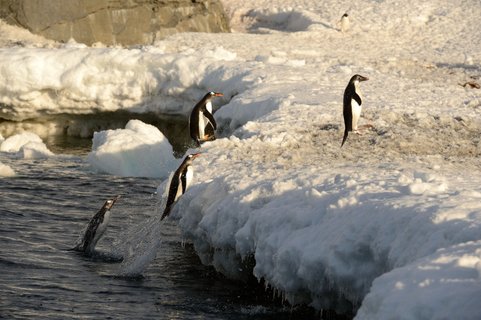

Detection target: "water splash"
[116, 180, 170, 277]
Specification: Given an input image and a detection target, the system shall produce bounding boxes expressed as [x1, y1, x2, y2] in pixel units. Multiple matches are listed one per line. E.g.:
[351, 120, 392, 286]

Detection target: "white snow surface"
[0, 131, 54, 159]
[1, 0, 481, 317]
[0, 131, 42, 152]
[0, 161, 15, 177]
[87, 120, 176, 178]
[16, 141, 54, 159]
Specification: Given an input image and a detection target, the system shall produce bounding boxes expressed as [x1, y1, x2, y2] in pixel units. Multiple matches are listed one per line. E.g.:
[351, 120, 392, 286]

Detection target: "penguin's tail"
[341, 130, 349, 147]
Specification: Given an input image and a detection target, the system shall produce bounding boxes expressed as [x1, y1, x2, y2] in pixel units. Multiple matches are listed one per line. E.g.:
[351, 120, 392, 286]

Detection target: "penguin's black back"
[189, 99, 205, 141]
[75, 205, 108, 252]
[161, 157, 191, 220]
[343, 82, 356, 132]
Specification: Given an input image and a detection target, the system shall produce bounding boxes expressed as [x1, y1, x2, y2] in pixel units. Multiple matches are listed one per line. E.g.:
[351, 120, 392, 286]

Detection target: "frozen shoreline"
[1, 0, 481, 318]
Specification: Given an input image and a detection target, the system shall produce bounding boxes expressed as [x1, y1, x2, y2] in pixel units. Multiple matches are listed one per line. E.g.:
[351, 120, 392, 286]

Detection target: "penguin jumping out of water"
[161, 153, 201, 220]
[74, 195, 121, 254]
[341, 74, 369, 147]
[189, 92, 223, 146]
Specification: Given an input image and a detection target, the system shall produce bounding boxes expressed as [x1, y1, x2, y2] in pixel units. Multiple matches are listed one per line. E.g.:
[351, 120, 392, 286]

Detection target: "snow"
[1, 0, 481, 318]
[0, 161, 15, 177]
[87, 120, 176, 178]
[0, 131, 54, 160]
[16, 141, 54, 159]
[0, 44, 236, 122]
[0, 131, 42, 152]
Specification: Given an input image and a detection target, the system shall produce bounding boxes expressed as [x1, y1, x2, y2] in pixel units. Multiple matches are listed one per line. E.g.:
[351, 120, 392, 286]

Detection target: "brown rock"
[0, 0, 230, 46]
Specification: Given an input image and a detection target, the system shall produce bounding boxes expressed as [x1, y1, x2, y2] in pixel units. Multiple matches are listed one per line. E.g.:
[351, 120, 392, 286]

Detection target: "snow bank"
[172, 134, 481, 313]
[153, 0, 481, 317]
[87, 120, 176, 178]
[0, 45, 239, 121]
[356, 240, 481, 320]
[0, 162, 15, 177]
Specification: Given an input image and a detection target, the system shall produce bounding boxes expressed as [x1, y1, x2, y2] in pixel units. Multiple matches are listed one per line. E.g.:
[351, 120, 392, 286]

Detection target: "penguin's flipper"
[181, 171, 188, 194]
[353, 92, 362, 106]
[203, 110, 217, 130]
[163, 176, 180, 219]
[341, 130, 349, 147]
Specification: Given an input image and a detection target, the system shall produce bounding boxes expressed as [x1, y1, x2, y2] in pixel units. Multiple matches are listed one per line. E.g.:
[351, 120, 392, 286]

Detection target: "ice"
[1, 132, 44, 152]
[87, 120, 176, 178]
[356, 241, 481, 320]
[16, 141, 54, 159]
[1, 0, 481, 318]
[0, 45, 237, 122]
[0, 161, 15, 177]
[0, 131, 54, 160]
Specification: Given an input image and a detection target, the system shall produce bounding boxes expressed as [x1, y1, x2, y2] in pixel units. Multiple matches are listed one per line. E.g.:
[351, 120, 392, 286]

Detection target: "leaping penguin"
[74, 195, 121, 254]
[161, 153, 201, 220]
[189, 92, 223, 146]
[341, 74, 369, 147]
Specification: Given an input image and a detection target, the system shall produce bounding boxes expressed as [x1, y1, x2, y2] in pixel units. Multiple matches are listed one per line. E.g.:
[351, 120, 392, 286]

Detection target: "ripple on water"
[0, 151, 326, 320]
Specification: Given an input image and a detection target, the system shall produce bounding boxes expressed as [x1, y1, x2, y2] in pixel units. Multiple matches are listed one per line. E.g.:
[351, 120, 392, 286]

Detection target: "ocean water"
[0, 140, 328, 320]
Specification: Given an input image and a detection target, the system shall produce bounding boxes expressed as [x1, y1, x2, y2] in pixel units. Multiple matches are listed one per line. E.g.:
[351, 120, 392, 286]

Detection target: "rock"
[0, 0, 230, 46]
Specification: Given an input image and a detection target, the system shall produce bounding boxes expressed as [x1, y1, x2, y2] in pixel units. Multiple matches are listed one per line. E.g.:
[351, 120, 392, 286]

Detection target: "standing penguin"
[161, 153, 201, 220]
[189, 91, 223, 146]
[74, 195, 121, 254]
[341, 74, 369, 147]
[340, 13, 350, 33]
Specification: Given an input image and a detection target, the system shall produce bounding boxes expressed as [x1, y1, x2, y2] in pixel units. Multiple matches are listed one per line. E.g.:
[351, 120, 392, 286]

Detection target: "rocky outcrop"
[0, 0, 230, 46]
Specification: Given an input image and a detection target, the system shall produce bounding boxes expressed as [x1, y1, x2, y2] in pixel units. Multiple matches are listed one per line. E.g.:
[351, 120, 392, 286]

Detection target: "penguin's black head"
[350, 74, 369, 83]
[184, 153, 202, 164]
[208, 91, 224, 98]
[342, 13, 349, 18]
[104, 195, 121, 210]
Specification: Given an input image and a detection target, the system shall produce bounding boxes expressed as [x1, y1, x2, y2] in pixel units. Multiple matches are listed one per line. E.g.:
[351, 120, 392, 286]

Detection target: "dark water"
[0, 145, 323, 319]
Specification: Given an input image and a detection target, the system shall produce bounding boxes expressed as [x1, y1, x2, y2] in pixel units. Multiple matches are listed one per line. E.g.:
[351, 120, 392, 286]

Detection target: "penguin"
[340, 13, 350, 33]
[161, 153, 201, 220]
[74, 195, 121, 254]
[189, 91, 223, 145]
[341, 74, 369, 147]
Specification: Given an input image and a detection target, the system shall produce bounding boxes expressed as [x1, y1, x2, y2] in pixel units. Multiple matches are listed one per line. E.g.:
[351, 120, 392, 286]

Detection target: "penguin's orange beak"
[214, 92, 224, 97]
[191, 153, 202, 159]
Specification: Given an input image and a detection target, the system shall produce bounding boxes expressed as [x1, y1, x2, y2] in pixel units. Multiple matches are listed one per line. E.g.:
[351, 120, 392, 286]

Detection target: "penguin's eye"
[209, 91, 215, 95]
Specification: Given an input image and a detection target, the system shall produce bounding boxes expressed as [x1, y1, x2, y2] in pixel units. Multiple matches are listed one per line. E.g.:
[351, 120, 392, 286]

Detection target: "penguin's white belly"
[206, 101, 212, 114]
[351, 99, 362, 130]
[198, 113, 206, 137]
[202, 101, 213, 132]
[184, 166, 194, 190]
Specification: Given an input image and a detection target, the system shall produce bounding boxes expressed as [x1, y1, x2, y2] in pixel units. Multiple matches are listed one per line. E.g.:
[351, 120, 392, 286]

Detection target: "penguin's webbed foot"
[354, 124, 375, 136]
[202, 134, 216, 142]
[353, 129, 363, 136]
